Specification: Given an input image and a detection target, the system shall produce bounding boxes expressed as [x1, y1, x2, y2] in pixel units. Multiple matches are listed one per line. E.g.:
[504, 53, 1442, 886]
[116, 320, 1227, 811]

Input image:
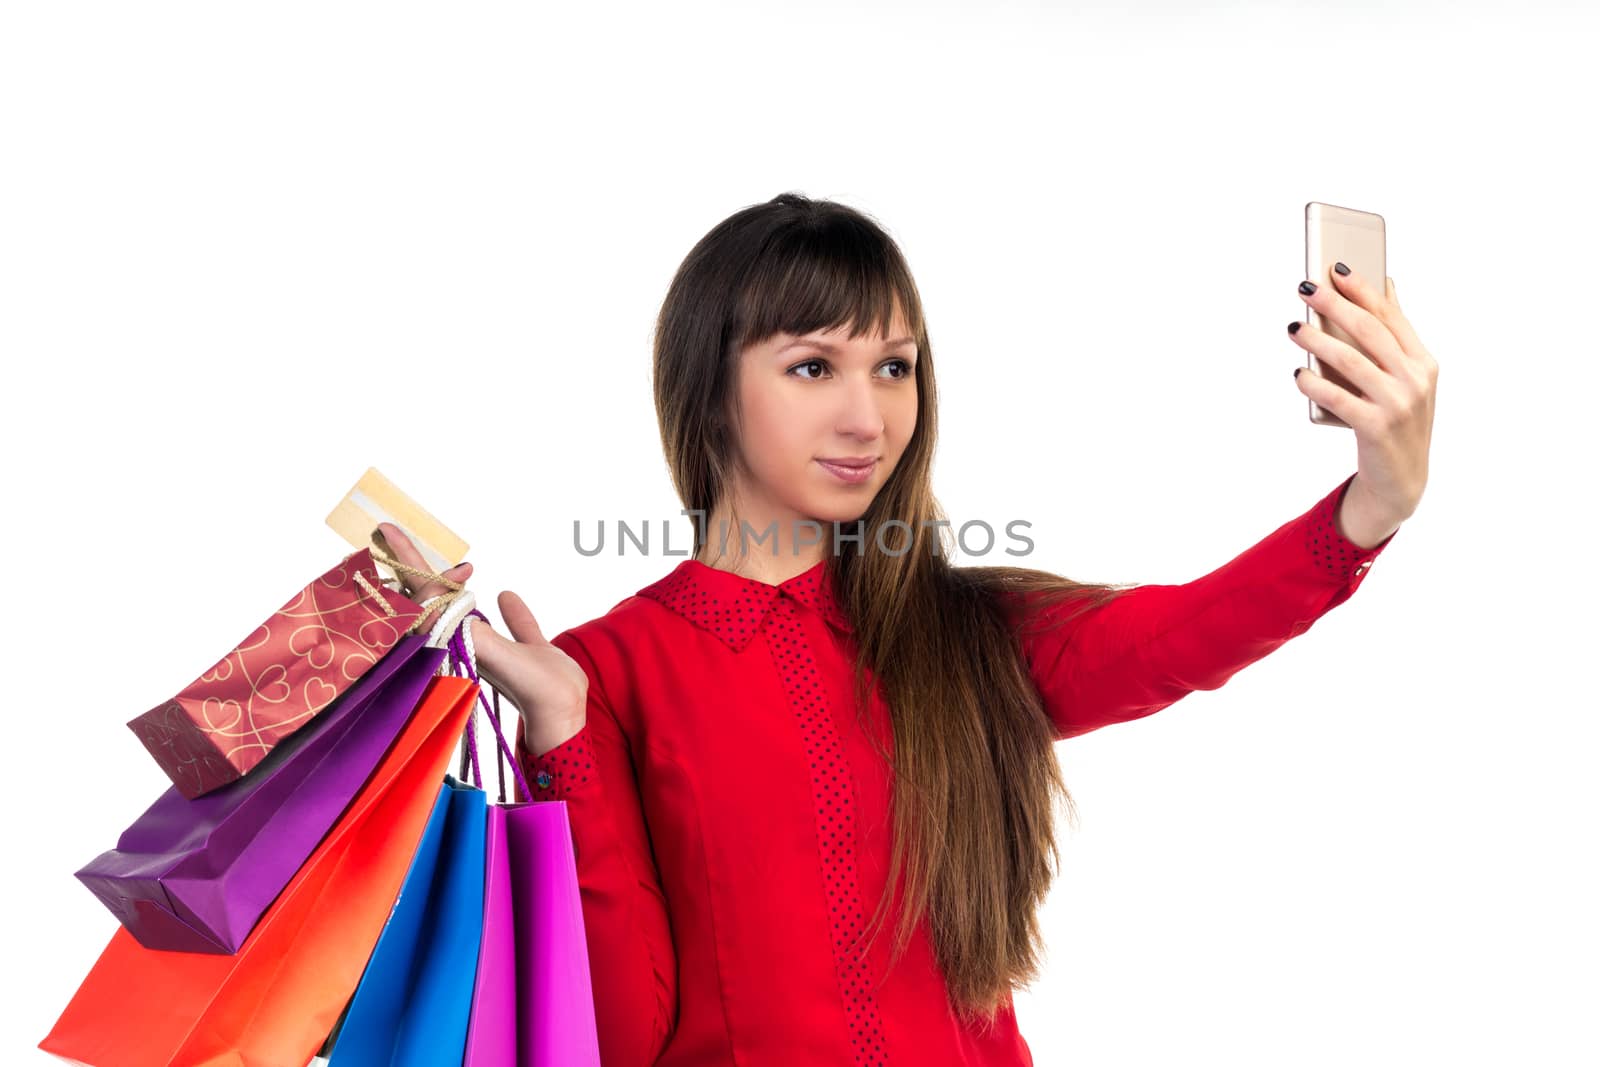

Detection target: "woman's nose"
[835, 379, 885, 438]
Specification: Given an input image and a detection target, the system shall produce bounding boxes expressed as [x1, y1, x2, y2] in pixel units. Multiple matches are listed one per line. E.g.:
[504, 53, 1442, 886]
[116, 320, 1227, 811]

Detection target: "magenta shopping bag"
[506, 799, 600, 1066]
[462, 803, 517, 1066]
[76, 634, 447, 953]
[449, 621, 601, 1067]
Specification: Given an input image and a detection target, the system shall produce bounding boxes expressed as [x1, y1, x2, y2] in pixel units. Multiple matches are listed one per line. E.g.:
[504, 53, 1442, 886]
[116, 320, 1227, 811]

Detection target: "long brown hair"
[652, 192, 1136, 1028]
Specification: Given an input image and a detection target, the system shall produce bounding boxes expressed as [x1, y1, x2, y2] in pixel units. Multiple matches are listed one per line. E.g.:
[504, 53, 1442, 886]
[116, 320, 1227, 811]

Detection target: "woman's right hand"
[375, 522, 589, 753]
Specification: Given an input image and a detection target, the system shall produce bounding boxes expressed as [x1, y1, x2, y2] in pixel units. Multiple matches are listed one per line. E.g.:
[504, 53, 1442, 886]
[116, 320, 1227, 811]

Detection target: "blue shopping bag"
[325, 775, 487, 1067]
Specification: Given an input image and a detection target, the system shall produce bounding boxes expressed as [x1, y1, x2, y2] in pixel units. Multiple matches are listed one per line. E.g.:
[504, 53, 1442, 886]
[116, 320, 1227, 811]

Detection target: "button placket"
[764, 593, 888, 1067]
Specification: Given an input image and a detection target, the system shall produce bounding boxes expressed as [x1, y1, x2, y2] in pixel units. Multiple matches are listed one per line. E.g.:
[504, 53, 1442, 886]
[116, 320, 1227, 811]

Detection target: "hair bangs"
[730, 214, 923, 355]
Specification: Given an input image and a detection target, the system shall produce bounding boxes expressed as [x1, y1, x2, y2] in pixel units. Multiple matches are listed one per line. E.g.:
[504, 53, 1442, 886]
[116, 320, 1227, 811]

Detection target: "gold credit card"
[325, 467, 469, 577]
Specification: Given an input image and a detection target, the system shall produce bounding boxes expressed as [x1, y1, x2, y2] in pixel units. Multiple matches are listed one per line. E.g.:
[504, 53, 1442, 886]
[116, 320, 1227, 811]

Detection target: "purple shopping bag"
[451, 623, 601, 1067]
[76, 633, 447, 954]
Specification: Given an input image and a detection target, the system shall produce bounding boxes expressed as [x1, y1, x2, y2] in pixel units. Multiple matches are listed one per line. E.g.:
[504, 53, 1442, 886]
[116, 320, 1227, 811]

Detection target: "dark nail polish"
[1299, 280, 1318, 295]
[1287, 321, 1302, 334]
[1333, 261, 1350, 276]
[1294, 367, 1303, 379]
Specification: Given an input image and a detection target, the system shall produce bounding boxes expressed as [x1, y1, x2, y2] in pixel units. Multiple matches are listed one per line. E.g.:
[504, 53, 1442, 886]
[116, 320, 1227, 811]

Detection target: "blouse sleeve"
[1011, 473, 1399, 741]
[513, 628, 678, 1064]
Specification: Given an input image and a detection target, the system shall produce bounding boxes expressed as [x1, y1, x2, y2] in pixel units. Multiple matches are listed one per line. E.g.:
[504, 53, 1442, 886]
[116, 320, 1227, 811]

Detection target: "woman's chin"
[799, 498, 874, 527]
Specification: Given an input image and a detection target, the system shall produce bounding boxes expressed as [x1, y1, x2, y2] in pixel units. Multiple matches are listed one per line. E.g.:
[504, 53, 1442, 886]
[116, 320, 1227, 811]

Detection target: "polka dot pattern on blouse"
[636, 558, 853, 650]
[765, 594, 886, 1065]
[1306, 474, 1393, 585]
[517, 719, 596, 803]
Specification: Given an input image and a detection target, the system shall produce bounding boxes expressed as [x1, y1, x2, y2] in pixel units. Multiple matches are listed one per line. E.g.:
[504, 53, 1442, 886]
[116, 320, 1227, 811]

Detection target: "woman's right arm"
[514, 628, 679, 1066]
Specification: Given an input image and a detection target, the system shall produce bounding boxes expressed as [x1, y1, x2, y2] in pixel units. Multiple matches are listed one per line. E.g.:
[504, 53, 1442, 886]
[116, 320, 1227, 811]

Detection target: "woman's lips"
[817, 459, 877, 484]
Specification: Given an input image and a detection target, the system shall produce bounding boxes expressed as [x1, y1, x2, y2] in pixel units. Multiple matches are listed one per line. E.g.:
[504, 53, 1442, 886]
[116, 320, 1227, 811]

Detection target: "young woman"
[380, 192, 1436, 1066]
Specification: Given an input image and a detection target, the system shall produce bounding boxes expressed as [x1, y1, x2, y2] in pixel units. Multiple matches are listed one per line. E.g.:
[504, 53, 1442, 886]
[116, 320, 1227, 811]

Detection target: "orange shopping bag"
[39, 673, 479, 1067]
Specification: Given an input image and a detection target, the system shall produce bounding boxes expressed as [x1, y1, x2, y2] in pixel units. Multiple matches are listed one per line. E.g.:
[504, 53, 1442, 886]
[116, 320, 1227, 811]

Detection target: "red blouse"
[513, 473, 1397, 1066]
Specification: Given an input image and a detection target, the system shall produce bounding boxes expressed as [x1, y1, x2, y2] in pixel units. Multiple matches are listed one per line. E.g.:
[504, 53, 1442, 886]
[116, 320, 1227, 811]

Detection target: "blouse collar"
[638, 556, 853, 652]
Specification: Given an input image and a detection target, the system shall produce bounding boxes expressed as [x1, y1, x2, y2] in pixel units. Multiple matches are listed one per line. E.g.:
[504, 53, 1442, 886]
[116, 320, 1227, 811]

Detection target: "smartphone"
[1304, 201, 1386, 428]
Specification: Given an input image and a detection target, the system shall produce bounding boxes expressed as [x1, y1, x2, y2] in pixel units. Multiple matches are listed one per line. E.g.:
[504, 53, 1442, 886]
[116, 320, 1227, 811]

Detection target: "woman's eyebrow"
[777, 336, 918, 354]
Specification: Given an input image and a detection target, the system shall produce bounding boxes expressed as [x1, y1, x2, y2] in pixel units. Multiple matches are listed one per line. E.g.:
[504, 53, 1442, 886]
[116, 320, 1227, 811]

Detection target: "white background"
[4, 2, 1596, 1064]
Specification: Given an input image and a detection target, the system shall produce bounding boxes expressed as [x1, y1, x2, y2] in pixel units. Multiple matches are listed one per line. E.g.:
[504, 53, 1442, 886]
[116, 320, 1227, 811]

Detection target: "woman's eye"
[789, 359, 828, 380]
[881, 359, 914, 379]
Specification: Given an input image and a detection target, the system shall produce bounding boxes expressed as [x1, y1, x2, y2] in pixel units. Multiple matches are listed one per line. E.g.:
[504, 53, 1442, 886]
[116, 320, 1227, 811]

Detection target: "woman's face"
[724, 312, 919, 545]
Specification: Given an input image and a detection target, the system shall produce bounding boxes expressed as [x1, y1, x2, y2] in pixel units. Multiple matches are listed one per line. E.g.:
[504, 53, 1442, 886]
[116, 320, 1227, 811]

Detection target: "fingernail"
[1333, 262, 1350, 276]
[1287, 321, 1301, 334]
[1294, 367, 1303, 379]
[1298, 280, 1318, 295]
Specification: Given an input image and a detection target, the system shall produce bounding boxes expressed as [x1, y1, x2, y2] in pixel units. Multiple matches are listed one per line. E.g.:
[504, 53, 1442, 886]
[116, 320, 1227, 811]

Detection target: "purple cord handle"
[444, 608, 534, 804]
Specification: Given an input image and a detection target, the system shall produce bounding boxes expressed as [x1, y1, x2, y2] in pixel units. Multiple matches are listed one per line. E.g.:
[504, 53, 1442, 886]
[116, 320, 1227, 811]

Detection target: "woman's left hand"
[1290, 264, 1437, 540]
